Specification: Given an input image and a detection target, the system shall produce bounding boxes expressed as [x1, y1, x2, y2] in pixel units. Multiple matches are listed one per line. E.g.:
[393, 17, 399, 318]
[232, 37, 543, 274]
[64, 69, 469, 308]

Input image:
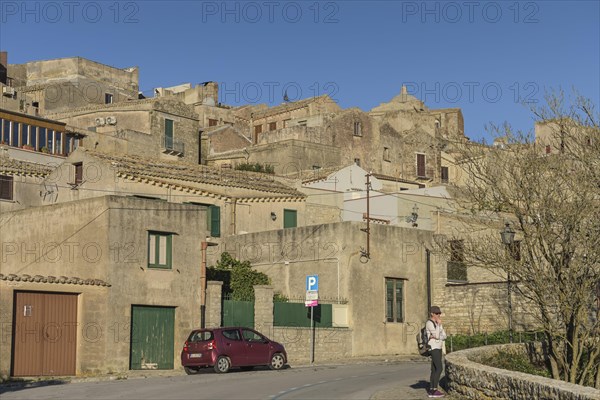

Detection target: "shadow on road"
[0, 379, 68, 394]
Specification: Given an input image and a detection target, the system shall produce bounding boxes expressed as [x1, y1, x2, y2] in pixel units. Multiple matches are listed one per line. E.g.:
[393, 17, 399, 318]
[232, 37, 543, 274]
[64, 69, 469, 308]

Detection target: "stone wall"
[445, 344, 600, 400]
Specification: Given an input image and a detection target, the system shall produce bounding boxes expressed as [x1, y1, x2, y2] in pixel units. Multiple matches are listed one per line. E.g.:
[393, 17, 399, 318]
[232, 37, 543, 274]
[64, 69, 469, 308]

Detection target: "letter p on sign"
[306, 275, 318, 291]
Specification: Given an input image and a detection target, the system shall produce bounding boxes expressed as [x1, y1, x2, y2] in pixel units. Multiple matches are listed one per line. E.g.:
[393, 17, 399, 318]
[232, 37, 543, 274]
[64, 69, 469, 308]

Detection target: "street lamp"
[201, 238, 219, 329]
[500, 222, 515, 343]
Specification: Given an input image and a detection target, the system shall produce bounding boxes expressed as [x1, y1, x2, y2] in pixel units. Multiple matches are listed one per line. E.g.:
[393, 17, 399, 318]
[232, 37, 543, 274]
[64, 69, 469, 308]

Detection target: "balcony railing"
[161, 135, 184, 156]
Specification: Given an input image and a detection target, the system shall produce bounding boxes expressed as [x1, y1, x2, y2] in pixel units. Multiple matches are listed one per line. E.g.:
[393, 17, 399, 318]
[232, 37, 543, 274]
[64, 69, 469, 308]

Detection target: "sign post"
[305, 275, 318, 364]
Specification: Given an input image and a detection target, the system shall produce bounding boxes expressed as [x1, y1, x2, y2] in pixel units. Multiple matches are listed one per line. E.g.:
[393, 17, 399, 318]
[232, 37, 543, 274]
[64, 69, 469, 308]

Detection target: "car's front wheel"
[269, 353, 285, 370]
[184, 366, 200, 375]
[214, 356, 231, 373]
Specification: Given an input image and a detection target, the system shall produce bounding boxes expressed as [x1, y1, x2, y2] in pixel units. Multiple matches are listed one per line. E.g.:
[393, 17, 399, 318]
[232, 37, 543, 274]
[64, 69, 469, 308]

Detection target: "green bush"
[448, 330, 543, 352]
[207, 252, 269, 300]
[479, 350, 551, 378]
[235, 162, 275, 174]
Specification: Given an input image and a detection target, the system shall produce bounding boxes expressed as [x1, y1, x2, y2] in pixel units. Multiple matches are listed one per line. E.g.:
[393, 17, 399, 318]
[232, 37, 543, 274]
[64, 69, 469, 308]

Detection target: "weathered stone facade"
[0, 196, 208, 376]
[8, 57, 139, 115]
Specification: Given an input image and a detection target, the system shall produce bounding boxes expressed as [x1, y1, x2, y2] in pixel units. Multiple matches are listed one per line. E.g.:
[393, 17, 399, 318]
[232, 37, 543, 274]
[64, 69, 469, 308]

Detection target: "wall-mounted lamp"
[270, 212, 277, 221]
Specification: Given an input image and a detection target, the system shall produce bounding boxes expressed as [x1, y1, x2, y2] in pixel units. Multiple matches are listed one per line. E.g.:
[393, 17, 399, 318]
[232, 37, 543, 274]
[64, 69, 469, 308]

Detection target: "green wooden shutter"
[283, 209, 297, 228]
[165, 119, 174, 149]
[209, 205, 221, 237]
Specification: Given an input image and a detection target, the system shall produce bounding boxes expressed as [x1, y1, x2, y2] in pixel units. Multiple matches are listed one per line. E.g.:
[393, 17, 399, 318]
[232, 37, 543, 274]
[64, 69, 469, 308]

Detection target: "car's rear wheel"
[184, 366, 200, 375]
[214, 356, 231, 373]
[269, 353, 285, 370]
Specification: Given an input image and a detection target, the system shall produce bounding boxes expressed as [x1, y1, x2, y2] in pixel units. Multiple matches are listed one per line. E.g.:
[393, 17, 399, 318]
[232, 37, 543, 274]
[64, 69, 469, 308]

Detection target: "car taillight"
[183, 341, 189, 352]
[208, 340, 216, 350]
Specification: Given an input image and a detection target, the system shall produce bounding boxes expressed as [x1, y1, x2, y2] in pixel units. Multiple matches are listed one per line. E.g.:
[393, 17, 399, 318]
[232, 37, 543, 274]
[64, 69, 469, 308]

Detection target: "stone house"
[0, 195, 208, 377]
[40, 148, 306, 238]
[0, 154, 53, 213]
[210, 221, 442, 358]
[44, 97, 201, 165]
[6, 56, 139, 115]
[204, 86, 467, 185]
[298, 164, 536, 336]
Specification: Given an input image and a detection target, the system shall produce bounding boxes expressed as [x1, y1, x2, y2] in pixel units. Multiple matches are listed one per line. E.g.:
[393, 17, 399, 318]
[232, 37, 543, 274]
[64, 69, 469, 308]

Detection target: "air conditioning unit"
[2, 87, 16, 97]
[106, 116, 117, 125]
[94, 117, 106, 126]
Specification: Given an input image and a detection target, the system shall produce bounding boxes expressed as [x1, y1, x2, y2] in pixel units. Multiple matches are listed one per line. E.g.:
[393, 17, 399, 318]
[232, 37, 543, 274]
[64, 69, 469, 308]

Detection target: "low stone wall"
[271, 327, 352, 364]
[445, 344, 600, 400]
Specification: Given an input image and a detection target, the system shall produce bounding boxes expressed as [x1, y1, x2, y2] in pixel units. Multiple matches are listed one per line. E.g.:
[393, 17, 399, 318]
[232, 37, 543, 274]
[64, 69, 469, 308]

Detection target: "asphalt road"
[1, 361, 433, 400]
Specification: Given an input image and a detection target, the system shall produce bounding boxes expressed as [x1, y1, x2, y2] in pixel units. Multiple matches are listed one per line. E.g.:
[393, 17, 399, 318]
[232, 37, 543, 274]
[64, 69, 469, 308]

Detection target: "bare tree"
[449, 90, 600, 387]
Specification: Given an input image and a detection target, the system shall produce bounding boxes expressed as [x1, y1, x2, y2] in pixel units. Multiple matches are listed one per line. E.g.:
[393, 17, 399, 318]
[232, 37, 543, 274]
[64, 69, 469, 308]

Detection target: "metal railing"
[161, 135, 184, 155]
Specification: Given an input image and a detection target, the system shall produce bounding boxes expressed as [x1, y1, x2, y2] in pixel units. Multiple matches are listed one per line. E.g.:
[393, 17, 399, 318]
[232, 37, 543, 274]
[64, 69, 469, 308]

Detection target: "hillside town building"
[0, 54, 541, 376]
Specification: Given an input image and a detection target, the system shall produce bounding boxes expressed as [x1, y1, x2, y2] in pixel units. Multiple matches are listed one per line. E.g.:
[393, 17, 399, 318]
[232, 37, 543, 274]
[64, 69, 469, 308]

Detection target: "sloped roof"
[85, 150, 304, 198]
[252, 95, 335, 119]
[0, 156, 53, 177]
[0, 273, 111, 287]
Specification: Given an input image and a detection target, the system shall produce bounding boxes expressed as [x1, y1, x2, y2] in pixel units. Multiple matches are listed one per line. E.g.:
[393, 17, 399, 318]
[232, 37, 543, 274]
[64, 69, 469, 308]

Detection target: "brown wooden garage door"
[13, 292, 78, 376]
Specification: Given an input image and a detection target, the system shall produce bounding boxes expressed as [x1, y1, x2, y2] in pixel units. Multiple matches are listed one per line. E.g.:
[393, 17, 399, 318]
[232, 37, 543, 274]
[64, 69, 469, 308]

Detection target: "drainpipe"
[426, 248, 432, 314]
[200, 239, 219, 328]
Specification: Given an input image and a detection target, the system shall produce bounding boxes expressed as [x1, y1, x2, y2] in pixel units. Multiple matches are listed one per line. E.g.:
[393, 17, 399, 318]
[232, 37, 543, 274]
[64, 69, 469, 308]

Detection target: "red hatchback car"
[181, 327, 287, 374]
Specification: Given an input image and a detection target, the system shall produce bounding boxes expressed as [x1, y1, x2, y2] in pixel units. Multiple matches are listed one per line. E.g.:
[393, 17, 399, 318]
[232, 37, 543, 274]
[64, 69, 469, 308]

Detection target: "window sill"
[0, 199, 16, 203]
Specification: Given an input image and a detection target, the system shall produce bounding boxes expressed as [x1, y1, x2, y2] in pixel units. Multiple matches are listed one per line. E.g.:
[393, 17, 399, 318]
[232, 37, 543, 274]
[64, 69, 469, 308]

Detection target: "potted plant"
[40, 146, 49, 153]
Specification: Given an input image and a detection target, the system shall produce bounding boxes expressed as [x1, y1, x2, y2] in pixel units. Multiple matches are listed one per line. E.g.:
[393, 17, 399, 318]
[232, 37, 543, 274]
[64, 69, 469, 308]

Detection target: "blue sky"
[1, 0, 598, 141]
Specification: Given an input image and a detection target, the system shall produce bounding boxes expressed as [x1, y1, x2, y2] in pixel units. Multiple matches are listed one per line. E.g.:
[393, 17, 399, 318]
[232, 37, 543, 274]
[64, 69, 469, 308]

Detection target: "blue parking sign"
[306, 275, 318, 291]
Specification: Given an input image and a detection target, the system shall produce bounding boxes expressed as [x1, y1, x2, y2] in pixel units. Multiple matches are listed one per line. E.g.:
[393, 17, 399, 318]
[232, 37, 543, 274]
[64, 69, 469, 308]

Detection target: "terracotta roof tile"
[0, 273, 111, 287]
[0, 157, 53, 177]
[86, 150, 304, 198]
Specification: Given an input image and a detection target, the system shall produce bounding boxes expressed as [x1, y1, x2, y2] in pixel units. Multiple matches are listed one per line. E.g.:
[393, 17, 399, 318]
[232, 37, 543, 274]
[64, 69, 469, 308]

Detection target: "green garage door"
[130, 306, 175, 370]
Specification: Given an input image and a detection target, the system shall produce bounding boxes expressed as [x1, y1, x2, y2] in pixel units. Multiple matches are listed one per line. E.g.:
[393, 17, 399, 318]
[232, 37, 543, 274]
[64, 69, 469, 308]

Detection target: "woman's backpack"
[416, 319, 436, 357]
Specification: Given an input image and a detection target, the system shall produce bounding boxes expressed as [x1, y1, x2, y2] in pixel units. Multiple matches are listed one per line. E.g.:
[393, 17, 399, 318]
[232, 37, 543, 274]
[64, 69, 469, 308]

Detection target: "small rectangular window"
[383, 147, 390, 162]
[165, 119, 174, 149]
[105, 93, 113, 104]
[74, 163, 83, 185]
[297, 120, 307, 127]
[283, 209, 297, 229]
[54, 131, 63, 155]
[416, 153, 426, 178]
[353, 121, 362, 136]
[385, 278, 404, 323]
[208, 205, 221, 237]
[148, 231, 173, 269]
[208, 119, 218, 127]
[283, 119, 291, 128]
[448, 240, 467, 281]
[441, 166, 449, 183]
[269, 122, 277, 131]
[1, 119, 10, 144]
[354, 158, 360, 167]
[0, 175, 14, 200]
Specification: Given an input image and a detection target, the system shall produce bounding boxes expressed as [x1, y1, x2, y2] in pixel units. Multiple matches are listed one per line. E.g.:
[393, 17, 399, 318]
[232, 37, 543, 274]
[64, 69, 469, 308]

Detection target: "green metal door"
[130, 306, 175, 370]
[222, 296, 254, 327]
